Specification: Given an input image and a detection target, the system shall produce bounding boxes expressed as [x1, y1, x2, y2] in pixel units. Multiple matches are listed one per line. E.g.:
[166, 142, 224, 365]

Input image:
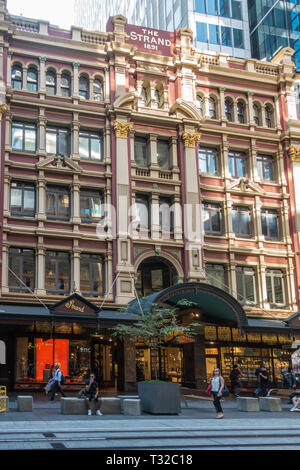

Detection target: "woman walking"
[210, 368, 225, 419]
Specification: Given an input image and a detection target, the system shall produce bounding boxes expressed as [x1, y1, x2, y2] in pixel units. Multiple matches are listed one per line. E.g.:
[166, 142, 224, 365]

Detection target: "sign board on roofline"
[107, 17, 175, 56]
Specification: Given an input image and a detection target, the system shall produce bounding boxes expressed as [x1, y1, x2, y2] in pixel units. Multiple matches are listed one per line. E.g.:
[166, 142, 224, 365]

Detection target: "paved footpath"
[1, 397, 300, 450]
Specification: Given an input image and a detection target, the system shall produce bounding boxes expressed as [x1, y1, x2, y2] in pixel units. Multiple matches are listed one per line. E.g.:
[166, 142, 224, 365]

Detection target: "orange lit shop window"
[35, 338, 69, 381]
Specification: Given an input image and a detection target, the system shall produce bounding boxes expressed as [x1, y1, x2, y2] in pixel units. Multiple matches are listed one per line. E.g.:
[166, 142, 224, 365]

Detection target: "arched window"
[196, 94, 204, 116]
[93, 78, 103, 101]
[12, 64, 23, 90]
[61, 72, 71, 97]
[140, 84, 150, 107]
[237, 100, 246, 124]
[225, 97, 234, 121]
[46, 70, 56, 95]
[253, 103, 261, 126]
[27, 67, 38, 92]
[265, 104, 274, 128]
[153, 86, 163, 109]
[208, 97, 217, 119]
[79, 75, 89, 100]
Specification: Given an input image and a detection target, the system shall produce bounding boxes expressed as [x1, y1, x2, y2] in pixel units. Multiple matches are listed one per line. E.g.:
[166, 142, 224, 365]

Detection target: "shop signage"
[51, 293, 99, 317]
[125, 24, 174, 56]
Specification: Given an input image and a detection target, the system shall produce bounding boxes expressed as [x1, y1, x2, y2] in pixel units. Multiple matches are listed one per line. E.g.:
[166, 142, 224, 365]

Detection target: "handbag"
[221, 382, 230, 397]
[205, 383, 212, 396]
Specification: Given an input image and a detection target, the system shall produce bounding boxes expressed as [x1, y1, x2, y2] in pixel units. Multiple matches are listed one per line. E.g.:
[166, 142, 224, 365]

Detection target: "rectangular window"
[80, 191, 103, 222]
[203, 202, 222, 234]
[206, 264, 227, 291]
[266, 269, 285, 306]
[12, 122, 36, 153]
[80, 254, 104, 297]
[233, 28, 244, 49]
[228, 151, 247, 178]
[196, 22, 207, 43]
[8, 247, 35, 293]
[236, 266, 256, 305]
[219, 0, 230, 17]
[157, 139, 170, 169]
[134, 137, 148, 167]
[257, 154, 275, 181]
[195, 0, 206, 13]
[10, 181, 35, 217]
[46, 127, 70, 156]
[209, 24, 220, 45]
[46, 186, 70, 220]
[261, 209, 279, 239]
[135, 195, 150, 231]
[232, 206, 251, 237]
[231, 0, 242, 20]
[45, 251, 70, 294]
[79, 130, 103, 161]
[199, 147, 218, 175]
[159, 197, 174, 233]
[221, 26, 232, 47]
[207, 0, 218, 15]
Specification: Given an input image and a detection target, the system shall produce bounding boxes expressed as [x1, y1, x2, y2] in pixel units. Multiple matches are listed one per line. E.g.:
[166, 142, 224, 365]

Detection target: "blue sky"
[7, 0, 75, 29]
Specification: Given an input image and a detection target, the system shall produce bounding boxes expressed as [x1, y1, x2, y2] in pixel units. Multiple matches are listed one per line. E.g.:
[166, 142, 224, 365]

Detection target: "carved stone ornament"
[289, 146, 300, 162]
[114, 121, 133, 139]
[182, 131, 201, 148]
[0, 104, 7, 121]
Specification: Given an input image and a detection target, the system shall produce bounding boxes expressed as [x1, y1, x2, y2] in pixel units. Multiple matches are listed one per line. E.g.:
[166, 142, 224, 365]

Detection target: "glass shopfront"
[136, 346, 183, 383]
[14, 323, 116, 390]
[205, 326, 296, 386]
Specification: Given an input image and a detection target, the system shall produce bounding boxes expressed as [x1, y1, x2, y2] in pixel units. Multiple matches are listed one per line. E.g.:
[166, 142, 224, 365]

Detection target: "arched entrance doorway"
[129, 282, 248, 388]
[135, 256, 178, 297]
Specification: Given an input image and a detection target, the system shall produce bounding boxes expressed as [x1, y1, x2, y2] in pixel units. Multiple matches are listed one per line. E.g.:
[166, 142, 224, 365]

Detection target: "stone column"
[114, 119, 135, 303]
[1, 243, 8, 294]
[38, 109, 47, 157]
[182, 128, 204, 281]
[72, 62, 80, 98]
[39, 56, 46, 93]
[22, 66, 28, 92]
[72, 113, 80, 159]
[56, 72, 61, 97]
[36, 239, 46, 296]
[71, 177, 81, 225]
[117, 337, 137, 392]
[219, 87, 226, 122]
[173, 195, 182, 241]
[151, 193, 160, 240]
[3, 174, 10, 218]
[7, 51, 13, 87]
[37, 173, 46, 224]
[72, 246, 80, 293]
[247, 92, 254, 125]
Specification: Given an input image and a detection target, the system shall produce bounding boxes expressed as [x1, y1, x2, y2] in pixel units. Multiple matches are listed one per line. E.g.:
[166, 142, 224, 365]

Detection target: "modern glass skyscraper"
[74, 0, 251, 59]
[248, 0, 300, 70]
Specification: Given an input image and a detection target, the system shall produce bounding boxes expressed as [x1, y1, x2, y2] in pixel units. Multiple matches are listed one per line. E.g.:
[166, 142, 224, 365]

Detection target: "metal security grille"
[0, 386, 7, 413]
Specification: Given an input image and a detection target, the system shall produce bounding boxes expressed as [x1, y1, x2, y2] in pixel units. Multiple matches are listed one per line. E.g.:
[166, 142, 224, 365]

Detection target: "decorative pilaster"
[39, 56, 46, 93]
[7, 51, 13, 87]
[113, 121, 133, 139]
[36, 238, 46, 296]
[72, 62, 80, 97]
[182, 131, 201, 148]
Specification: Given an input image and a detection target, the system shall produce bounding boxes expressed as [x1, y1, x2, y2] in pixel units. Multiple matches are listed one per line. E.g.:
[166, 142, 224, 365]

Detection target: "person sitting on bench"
[84, 373, 103, 416]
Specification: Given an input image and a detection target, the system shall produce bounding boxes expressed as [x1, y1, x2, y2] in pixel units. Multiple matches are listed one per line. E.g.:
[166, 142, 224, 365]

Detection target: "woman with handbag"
[210, 368, 226, 419]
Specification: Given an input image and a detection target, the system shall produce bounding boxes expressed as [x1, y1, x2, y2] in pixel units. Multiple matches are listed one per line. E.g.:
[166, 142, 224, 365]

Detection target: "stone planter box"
[138, 381, 181, 415]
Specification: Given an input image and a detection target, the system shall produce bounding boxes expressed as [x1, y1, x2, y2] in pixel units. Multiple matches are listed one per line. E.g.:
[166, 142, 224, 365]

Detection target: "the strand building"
[0, 0, 300, 393]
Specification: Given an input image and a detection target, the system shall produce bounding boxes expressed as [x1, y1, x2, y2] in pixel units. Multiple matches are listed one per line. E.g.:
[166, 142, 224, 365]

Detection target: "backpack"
[60, 373, 65, 385]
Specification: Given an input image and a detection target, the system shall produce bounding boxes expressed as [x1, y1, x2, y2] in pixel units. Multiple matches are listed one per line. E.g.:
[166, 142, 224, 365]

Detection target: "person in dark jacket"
[230, 364, 243, 398]
[282, 368, 296, 390]
[253, 364, 269, 397]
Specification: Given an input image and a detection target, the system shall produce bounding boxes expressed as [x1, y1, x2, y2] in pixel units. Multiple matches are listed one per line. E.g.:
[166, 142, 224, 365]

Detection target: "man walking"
[253, 364, 269, 397]
[50, 363, 66, 401]
[230, 364, 243, 398]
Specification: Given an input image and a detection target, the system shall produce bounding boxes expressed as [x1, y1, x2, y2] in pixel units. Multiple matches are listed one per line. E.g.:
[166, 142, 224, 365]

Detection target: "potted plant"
[112, 298, 199, 414]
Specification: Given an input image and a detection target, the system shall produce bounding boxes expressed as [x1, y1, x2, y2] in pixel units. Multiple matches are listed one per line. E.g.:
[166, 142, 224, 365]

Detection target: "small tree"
[111, 298, 199, 381]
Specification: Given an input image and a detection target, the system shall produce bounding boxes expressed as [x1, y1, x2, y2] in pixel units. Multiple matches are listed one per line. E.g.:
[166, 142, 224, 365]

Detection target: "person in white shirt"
[210, 368, 225, 419]
[50, 363, 66, 401]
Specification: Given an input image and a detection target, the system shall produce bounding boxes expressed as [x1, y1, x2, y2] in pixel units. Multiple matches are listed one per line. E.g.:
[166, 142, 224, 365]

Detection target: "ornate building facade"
[0, 0, 300, 392]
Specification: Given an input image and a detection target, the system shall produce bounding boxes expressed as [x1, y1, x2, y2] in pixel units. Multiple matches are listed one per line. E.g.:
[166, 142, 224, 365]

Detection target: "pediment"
[36, 156, 82, 174]
[50, 293, 99, 317]
[170, 98, 202, 121]
[228, 178, 264, 194]
[114, 91, 139, 110]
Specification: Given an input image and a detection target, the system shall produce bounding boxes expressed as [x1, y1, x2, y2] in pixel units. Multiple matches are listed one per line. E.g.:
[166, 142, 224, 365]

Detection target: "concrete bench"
[61, 397, 121, 415]
[17, 395, 33, 412]
[117, 395, 139, 413]
[237, 397, 259, 412]
[259, 397, 282, 412]
[123, 399, 141, 416]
